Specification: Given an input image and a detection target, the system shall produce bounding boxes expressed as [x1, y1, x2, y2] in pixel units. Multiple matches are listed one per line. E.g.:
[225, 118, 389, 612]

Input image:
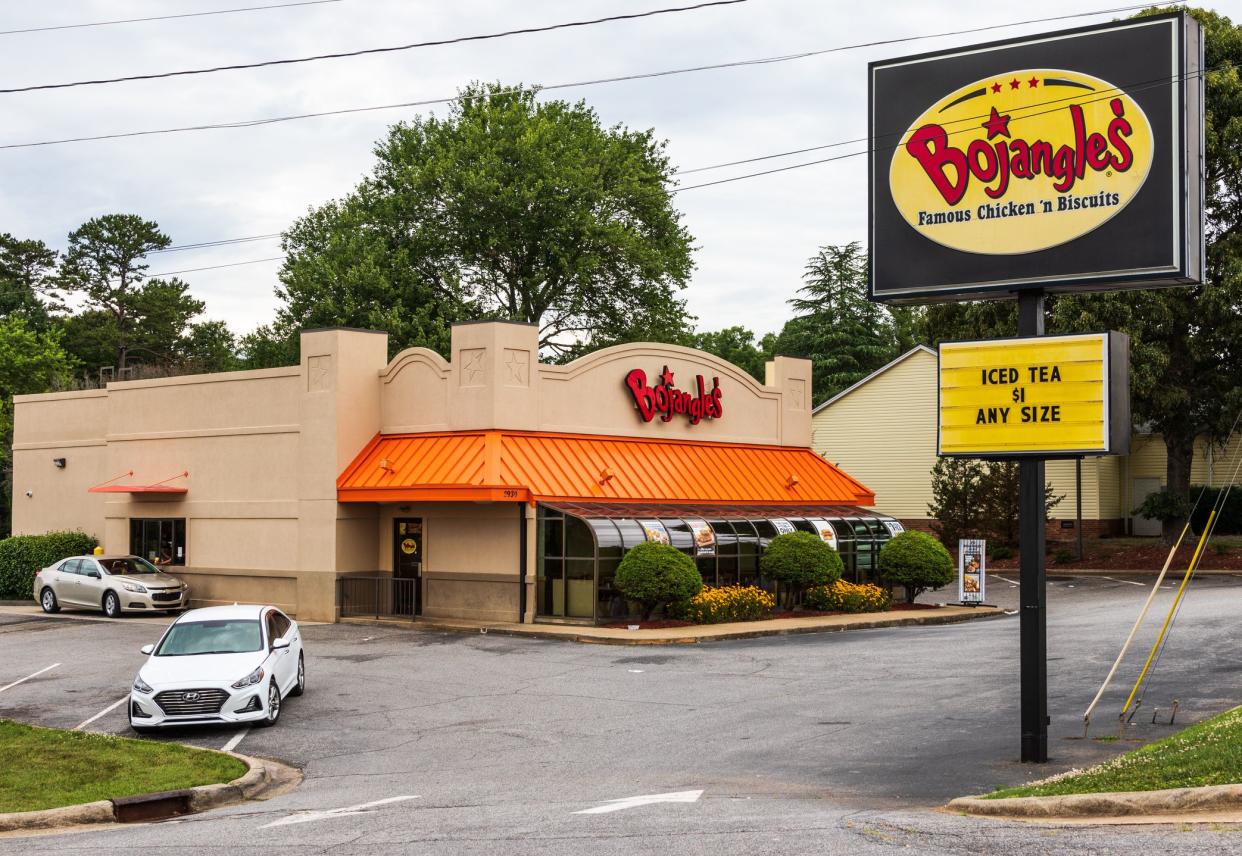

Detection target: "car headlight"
[122, 582, 148, 593]
[133, 675, 153, 694]
[231, 667, 265, 690]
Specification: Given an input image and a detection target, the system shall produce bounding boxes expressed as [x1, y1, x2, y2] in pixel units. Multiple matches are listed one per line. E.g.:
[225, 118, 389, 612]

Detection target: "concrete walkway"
[341, 604, 1006, 644]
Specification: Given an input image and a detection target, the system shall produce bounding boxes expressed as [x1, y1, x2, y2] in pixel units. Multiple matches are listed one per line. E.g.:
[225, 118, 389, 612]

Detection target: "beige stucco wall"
[13, 320, 822, 622]
[380, 321, 813, 447]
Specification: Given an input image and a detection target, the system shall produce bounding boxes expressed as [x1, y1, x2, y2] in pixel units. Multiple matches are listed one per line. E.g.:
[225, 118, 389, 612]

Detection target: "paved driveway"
[1, 574, 1239, 854]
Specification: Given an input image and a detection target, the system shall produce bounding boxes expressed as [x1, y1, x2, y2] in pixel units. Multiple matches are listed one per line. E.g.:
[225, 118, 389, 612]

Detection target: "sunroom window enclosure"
[535, 504, 900, 623]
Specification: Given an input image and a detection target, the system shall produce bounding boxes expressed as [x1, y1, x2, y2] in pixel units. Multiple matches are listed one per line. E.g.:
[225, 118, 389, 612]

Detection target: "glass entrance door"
[393, 518, 422, 616]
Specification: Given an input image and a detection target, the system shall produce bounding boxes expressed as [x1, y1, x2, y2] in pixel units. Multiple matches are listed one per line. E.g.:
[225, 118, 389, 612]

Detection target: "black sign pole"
[1017, 289, 1049, 763]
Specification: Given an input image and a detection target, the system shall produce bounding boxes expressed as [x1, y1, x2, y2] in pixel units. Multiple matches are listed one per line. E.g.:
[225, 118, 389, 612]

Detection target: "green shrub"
[675, 585, 775, 624]
[0, 531, 98, 599]
[990, 545, 1013, 561]
[878, 530, 954, 604]
[760, 531, 843, 607]
[1053, 548, 1075, 565]
[614, 542, 703, 619]
[804, 579, 891, 613]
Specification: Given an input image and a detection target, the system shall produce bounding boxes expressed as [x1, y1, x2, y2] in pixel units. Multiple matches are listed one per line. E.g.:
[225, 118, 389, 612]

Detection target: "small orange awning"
[337, 431, 874, 506]
[88, 470, 188, 495]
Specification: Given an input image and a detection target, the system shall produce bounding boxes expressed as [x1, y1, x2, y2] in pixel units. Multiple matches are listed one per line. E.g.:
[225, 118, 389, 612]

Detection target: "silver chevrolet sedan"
[33, 555, 189, 618]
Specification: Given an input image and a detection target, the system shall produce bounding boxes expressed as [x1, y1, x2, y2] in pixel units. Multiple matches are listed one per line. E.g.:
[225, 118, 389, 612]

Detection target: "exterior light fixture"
[52, 458, 66, 468]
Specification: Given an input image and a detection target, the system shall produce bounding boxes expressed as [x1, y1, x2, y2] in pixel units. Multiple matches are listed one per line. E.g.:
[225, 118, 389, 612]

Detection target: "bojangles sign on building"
[625, 365, 723, 425]
[870, 12, 1203, 303]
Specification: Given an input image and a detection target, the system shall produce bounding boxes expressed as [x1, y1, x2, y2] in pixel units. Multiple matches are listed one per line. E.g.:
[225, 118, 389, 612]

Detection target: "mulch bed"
[989, 541, 1242, 572]
[604, 603, 940, 630]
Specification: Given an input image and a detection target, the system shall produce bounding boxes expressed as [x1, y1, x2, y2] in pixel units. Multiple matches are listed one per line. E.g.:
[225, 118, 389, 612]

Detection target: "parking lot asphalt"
[1, 573, 1240, 854]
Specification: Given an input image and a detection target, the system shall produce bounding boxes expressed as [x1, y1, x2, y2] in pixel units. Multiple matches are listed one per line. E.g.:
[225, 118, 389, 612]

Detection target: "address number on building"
[938, 332, 1130, 458]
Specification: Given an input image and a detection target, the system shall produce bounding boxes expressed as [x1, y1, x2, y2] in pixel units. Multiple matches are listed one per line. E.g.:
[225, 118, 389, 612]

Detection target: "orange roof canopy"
[337, 431, 874, 506]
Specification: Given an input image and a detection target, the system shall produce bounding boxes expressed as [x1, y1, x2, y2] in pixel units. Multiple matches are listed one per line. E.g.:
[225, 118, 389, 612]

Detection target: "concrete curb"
[948, 783, 1242, 819]
[344, 606, 1006, 645]
[0, 752, 299, 833]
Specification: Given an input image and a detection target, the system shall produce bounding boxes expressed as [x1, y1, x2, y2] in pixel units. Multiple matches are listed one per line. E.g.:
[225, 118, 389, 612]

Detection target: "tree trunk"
[1164, 431, 1195, 543]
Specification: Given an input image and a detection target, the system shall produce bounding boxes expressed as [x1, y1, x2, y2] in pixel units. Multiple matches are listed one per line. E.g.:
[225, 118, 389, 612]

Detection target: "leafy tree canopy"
[0, 234, 58, 327]
[266, 82, 695, 363]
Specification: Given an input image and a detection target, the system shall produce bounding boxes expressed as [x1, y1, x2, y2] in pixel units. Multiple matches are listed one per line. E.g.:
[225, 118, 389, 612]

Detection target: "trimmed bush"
[0, 531, 98, 600]
[676, 585, 774, 624]
[760, 531, 843, 607]
[878, 530, 954, 604]
[805, 579, 891, 613]
[614, 542, 703, 619]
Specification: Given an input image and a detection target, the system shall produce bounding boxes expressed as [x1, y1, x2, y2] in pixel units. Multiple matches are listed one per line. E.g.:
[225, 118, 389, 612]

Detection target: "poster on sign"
[685, 518, 716, 557]
[958, 539, 987, 604]
[639, 520, 670, 545]
[882, 521, 905, 537]
[806, 518, 838, 550]
[772, 519, 796, 536]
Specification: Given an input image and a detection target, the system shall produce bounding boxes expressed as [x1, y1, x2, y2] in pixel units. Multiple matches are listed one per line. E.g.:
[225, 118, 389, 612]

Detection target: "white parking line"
[1103, 576, 1147, 587]
[575, 789, 704, 815]
[75, 696, 128, 731]
[222, 728, 249, 752]
[0, 663, 59, 694]
[260, 795, 419, 828]
[993, 575, 1019, 587]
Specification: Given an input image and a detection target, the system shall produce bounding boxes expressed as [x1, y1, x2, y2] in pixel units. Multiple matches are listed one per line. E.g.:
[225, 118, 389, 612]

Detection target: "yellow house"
[811, 346, 1240, 538]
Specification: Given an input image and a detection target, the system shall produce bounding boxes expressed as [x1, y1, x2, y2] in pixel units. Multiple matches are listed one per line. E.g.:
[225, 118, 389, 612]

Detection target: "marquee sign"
[870, 11, 1203, 302]
[625, 365, 723, 425]
[938, 332, 1130, 458]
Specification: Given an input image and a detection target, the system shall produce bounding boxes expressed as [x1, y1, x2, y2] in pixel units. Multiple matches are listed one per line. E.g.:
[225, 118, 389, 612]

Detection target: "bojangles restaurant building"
[13, 322, 899, 624]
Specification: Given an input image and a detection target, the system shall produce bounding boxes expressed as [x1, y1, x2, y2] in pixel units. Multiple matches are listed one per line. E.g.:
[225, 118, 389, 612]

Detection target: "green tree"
[879, 531, 955, 603]
[614, 542, 703, 620]
[686, 326, 773, 382]
[0, 234, 58, 327]
[773, 242, 900, 404]
[274, 82, 695, 361]
[759, 530, 843, 608]
[0, 318, 74, 537]
[1051, 7, 1242, 540]
[57, 214, 173, 371]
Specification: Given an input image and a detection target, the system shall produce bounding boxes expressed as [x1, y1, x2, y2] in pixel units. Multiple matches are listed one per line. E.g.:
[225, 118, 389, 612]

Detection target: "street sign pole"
[1018, 289, 1049, 763]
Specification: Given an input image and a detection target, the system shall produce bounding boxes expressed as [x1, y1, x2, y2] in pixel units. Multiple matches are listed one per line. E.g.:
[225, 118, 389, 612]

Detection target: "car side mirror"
[86, 570, 100, 578]
[272, 636, 291, 650]
[140, 644, 154, 655]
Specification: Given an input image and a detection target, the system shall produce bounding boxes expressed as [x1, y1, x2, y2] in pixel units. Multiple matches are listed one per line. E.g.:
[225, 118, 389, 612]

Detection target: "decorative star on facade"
[463, 350, 485, 384]
[504, 350, 527, 385]
[659, 366, 676, 387]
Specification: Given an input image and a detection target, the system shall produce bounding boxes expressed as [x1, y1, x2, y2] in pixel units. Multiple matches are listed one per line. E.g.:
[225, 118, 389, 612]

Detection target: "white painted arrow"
[574, 789, 703, 815]
[260, 795, 419, 828]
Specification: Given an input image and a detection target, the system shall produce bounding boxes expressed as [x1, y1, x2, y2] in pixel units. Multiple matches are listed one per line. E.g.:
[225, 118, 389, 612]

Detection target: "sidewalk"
[341, 604, 1006, 645]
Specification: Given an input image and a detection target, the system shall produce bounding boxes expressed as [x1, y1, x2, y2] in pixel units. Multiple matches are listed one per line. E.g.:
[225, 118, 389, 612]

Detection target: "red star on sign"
[659, 366, 676, 387]
[982, 106, 1011, 139]
[1009, 78, 1021, 90]
[991, 81, 1002, 94]
[1028, 76, 1040, 88]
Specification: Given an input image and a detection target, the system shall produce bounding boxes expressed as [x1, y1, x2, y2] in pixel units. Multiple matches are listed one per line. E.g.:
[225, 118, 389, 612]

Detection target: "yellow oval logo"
[889, 69, 1154, 255]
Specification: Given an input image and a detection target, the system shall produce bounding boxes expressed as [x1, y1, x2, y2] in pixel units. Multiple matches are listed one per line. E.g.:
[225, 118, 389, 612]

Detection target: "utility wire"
[0, 1, 344, 37]
[146, 257, 285, 277]
[0, 2, 1165, 148]
[152, 234, 282, 253]
[0, 1, 750, 94]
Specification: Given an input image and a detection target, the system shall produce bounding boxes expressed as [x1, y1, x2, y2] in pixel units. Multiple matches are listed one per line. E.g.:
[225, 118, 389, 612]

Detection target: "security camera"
[24, 490, 33, 498]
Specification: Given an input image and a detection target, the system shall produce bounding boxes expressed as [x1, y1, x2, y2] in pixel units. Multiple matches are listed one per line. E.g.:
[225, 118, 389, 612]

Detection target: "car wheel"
[39, 587, 60, 614]
[257, 679, 281, 727]
[289, 652, 305, 697]
[103, 591, 121, 618]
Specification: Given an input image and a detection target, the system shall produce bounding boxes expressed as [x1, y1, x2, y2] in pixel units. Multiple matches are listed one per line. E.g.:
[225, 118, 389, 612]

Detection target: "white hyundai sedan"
[129, 604, 304, 733]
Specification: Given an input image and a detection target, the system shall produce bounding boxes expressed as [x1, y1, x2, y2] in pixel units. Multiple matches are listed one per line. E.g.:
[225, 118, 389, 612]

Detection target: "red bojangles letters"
[905, 98, 1135, 204]
[625, 366, 723, 425]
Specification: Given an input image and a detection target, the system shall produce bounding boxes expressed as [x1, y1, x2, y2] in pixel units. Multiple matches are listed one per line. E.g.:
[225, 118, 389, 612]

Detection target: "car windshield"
[155, 620, 262, 656]
[101, 557, 161, 576]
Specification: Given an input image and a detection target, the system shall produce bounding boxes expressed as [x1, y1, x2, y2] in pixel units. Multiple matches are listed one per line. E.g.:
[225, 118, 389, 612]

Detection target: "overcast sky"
[3, 0, 1238, 341]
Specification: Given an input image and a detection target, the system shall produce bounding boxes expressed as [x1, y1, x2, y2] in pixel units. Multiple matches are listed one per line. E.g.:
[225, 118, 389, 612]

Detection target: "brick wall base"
[896, 517, 1128, 544]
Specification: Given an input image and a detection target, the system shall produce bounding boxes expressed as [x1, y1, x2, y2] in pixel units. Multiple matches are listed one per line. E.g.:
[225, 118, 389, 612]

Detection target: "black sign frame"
[868, 11, 1203, 304]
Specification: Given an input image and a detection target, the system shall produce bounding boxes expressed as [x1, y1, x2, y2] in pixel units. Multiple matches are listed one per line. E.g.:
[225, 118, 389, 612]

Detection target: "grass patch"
[0, 719, 247, 814]
[987, 706, 1242, 799]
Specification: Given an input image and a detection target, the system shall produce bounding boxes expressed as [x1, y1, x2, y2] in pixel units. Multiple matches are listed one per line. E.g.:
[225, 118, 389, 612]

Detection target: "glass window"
[615, 519, 647, 549]
[661, 518, 695, 553]
[598, 558, 626, 620]
[790, 518, 817, 535]
[540, 516, 564, 558]
[565, 559, 594, 619]
[78, 559, 101, 577]
[564, 515, 595, 558]
[589, 519, 623, 559]
[717, 554, 739, 587]
[129, 518, 186, 566]
[61, 558, 82, 575]
[156, 619, 262, 656]
[710, 521, 738, 555]
[271, 612, 292, 640]
[101, 557, 161, 576]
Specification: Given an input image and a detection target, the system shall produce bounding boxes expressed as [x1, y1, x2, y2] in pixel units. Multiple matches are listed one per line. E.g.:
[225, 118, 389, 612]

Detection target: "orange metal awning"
[88, 470, 189, 495]
[337, 431, 874, 506]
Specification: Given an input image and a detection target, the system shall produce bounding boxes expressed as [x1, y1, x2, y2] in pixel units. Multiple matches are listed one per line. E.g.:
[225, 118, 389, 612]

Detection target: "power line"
[0, 0, 749, 95]
[152, 234, 282, 253]
[0, 2, 1161, 148]
[147, 257, 284, 277]
[0, 1, 344, 37]
[672, 65, 1222, 193]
